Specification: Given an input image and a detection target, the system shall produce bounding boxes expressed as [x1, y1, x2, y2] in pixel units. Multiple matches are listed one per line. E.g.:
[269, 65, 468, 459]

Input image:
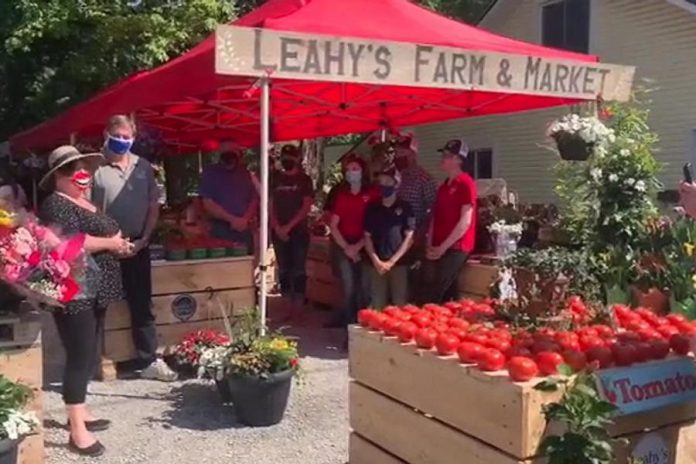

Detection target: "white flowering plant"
[197, 345, 230, 381]
[0, 375, 38, 441]
[547, 114, 616, 146]
[488, 220, 523, 236]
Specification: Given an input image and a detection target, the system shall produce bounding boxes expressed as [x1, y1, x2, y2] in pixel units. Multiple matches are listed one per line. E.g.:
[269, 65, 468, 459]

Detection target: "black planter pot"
[215, 378, 233, 403]
[0, 439, 19, 464]
[226, 369, 293, 427]
[554, 133, 592, 161]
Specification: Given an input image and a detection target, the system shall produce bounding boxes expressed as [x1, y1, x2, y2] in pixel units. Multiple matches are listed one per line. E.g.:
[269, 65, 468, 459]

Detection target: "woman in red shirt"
[328, 154, 379, 327]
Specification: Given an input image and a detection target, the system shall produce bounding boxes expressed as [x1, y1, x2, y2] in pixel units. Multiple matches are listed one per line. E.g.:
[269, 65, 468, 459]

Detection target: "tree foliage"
[0, 0, 494, 141]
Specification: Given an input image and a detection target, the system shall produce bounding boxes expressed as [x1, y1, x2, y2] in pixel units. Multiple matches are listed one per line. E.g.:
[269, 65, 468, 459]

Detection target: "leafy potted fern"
[0, 375, 38, 464]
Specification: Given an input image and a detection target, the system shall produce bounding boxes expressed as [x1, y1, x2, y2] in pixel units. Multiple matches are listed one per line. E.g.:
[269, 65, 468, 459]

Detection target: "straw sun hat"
[39, 145, 103, 190]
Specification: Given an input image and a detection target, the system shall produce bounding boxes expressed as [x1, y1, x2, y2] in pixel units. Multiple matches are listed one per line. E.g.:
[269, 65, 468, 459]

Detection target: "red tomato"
[667, 314, 688, 325]
[586, 346, 613, 369]
[411, 313, 432, 328]
[556, 333, 581, 352]
[637, 329, 662, 341]
[465, 333, 489, 345]
[383, 307, 401, 318]
[577, 327, 599, 339]
[612, 304, 631, 318]
[670, 334, 691, 356]
[532, 340, 560, 355]
[650, 339, 670, 359]
[489, 329, 513, 342]
[436, 333, 460, 356]
[415, 328, 437, 350]
[486, 338, 512, 353]
[477, 349, 506, 372]
[397, 322, 418, 343]
[447, 327, 469, 341]
[508, 357, 539, 382]
[357, 309, 375, 328]
[431, 323, 450, 334]
[368, 313, 388, 331]
[448, 318, 470, 330]
[653, 317, 671, 328]
[536, 351, 565, 376]
[505, 345, 533, 359]
[457, 342, 484, 364]
[383, 318, 403, 337]
[562, 350, 587, 372]
[633, 342, 652, 363]
[593, 325, 615, 338]
[611, 344, 637, 367]
[679, 324, 696, 336]
[402, 304, 420, 314]
[579, 336, 604, 352]
[658, 325, 680, 339]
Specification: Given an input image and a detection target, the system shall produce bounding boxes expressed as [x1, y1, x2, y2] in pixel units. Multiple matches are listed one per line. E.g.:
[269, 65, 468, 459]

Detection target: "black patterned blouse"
[39, 193, 123, 312]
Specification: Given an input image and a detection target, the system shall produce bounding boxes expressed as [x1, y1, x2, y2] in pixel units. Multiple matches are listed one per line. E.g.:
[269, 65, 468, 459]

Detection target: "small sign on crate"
[597, 357, 696, 416]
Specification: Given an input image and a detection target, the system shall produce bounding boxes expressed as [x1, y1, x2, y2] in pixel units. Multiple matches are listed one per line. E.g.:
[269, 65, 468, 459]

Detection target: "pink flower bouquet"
[0, 208, 87, 308]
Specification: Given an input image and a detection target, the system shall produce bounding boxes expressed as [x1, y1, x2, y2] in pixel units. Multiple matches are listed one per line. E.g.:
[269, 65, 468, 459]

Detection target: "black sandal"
[67, 419, 111, 432]
[68, 437, 105, 457]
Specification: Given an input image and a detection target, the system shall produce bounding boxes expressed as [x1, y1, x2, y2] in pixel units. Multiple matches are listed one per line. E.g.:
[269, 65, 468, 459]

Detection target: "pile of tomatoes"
[357, 299, 696, 383]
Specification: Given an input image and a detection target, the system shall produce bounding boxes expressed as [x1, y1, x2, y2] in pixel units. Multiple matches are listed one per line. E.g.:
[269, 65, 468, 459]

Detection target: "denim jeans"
[272, 228, 309, 302]
[366, 263, 408, 309]
[330, 243, 369, 326]
[423, 249, 469, 304]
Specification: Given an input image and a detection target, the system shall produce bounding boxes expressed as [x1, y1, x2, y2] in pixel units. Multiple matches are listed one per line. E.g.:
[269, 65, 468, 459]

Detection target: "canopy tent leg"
[259, 76, 270, 334]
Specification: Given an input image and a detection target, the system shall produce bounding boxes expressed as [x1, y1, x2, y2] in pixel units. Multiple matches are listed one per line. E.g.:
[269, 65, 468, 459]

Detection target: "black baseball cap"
[281, 145, 300, 159]
[437, 139, 468, 159]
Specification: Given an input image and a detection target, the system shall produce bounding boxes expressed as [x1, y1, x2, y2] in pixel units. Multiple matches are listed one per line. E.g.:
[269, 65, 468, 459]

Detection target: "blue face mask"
[380, 185, 396, 198]
[345, 170, 362, 185]
[106, 135, 134, 155]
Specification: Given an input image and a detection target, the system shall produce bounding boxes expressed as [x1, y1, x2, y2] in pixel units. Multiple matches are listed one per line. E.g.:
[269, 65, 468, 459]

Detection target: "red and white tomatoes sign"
[597, 357, 696, 416]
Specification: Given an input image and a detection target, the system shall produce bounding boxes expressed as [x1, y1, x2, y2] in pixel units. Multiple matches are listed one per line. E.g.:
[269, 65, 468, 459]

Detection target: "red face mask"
[71, 170, 92, 191]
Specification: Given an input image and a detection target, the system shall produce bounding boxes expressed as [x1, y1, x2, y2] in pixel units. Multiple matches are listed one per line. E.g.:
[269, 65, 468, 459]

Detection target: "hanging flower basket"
[553, 132, 593, 161]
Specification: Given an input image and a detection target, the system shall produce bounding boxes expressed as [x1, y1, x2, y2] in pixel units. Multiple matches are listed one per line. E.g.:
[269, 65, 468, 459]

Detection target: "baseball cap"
[437, 139, 468, 159]
[280, 145, 301, 159]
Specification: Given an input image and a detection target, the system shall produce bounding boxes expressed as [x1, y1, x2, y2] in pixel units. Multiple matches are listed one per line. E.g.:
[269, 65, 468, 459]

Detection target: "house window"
[542, 0, 590, 53]
[463, 148, 493, 179]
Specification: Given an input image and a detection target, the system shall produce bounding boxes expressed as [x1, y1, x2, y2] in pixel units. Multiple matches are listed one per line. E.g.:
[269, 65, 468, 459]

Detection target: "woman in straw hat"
[39, 145, 131, 457]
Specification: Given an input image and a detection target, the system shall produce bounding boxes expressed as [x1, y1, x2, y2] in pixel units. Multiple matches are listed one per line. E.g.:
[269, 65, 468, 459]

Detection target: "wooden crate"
[0, 345, 44, 464]
[349, 327, 696, 462]
[0, 312, 41, 349]
[151, 257, 254, 296]
[349, 433, 405, 464]
[457, 261, 499, 299]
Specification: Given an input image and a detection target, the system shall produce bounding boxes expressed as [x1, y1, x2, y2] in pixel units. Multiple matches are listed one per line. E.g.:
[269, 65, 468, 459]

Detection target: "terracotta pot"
[513, 268, 569, 317]
[631, 286, 670, 315]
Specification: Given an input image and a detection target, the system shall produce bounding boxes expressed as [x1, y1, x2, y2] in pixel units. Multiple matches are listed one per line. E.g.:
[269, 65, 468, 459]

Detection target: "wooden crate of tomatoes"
[348, 299, 696, 464]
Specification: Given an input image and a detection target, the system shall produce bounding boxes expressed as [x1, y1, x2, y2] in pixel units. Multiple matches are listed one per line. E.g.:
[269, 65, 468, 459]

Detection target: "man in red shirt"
[425, 139, 477, 303]
[328, 154, 379, 327]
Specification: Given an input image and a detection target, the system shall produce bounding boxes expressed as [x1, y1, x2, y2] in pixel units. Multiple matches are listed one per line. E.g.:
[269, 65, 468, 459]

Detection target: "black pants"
[53, 304, 105, 404]
[423, 249, 469, 304]
[330, 243, 369, 326]
[120, 247, 157, 368]
[272, 228, 309, 301]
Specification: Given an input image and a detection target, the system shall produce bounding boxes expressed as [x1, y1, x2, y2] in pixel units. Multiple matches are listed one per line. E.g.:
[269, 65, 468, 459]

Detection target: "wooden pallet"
[0, 345, 44, 464]
[0, 312, 41, 349]
[349, 326, 696, 463]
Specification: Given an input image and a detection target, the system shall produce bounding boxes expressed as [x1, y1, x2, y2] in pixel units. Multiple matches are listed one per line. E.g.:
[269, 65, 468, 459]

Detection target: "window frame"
[539, 0, 591, 54]
[465, 147, 495, 180]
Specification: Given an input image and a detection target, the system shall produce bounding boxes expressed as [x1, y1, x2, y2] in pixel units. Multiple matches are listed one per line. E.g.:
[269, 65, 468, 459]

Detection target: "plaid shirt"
[397, 165, 437, 229]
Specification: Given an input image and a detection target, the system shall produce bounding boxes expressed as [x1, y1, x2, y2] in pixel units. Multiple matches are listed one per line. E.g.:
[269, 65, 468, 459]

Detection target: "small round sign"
[171, 294, 197, 322]
[631, 433, 669, 464]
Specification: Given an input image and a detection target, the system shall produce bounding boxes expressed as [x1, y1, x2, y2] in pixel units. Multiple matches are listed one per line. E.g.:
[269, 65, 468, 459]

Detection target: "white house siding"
[413, 0, 696, 202]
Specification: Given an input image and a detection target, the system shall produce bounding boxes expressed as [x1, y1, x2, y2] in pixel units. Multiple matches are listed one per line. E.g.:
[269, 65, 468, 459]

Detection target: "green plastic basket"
[209, 247, 227, 259]
[188, 248, 208, 260]
[166, 249, 187, 261]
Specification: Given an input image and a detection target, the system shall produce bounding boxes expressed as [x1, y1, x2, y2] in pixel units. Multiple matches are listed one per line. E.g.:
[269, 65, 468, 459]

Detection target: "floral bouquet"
[0, 207, 88, 309]
[172, 329, 230, 373]
[0, 375, 38, 442]
[488, 220, 523, 237]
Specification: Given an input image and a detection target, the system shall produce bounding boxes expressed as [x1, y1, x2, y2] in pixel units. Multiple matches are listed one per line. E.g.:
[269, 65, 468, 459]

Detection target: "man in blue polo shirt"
[199, 142, 258, 249]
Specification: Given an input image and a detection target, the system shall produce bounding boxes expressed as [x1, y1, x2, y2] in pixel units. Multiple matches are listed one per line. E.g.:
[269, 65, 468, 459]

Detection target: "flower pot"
[215, 378, 233, 403]
[226, 369, 293, 427]
[0, 439, 19, 464]
[513, 268, 569, 317]
[631, 286, 670, 315]
[554, 133, 592, 161]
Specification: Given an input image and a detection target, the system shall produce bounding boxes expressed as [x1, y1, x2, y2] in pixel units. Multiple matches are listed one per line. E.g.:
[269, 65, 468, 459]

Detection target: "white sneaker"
[140, 359, 178, 382]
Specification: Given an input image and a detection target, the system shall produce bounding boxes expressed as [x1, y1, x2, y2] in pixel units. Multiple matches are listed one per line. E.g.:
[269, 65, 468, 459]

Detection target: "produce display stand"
[349, 326, 696, 464]
[0, 311, 43, 464]
[306, 236, 340, 310]
[458, 258, 500, 301]
[100, 256, 255, 380]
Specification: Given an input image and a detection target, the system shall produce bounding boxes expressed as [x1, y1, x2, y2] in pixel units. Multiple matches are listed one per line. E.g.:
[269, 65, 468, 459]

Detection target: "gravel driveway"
[44, 325, 350, 464]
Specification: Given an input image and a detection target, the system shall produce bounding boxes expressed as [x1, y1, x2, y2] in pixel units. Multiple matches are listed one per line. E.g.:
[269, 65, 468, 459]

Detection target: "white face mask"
[346, 170, 362, 184]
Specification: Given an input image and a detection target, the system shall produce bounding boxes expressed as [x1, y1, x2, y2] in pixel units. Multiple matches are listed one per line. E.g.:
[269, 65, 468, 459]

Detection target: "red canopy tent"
[10, 0, 617, 152]
[10, 0, 634, 327]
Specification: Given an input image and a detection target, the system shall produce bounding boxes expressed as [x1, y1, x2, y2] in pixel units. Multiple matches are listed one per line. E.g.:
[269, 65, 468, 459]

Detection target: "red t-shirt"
[431, 173, 477, 253]
[332, 185, 380, 244]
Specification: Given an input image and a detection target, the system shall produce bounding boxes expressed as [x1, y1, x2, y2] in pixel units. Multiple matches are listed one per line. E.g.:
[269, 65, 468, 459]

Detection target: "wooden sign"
[216, 25, 635, 102]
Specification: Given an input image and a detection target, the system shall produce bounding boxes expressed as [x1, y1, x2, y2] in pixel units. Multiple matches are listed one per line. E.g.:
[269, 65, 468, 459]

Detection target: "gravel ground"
[44, 316, 350, 464]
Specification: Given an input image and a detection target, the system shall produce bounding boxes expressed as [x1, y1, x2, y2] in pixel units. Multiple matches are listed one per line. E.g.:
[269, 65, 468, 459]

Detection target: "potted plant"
[197, 345, 233, 403]
[547, 114, 614, 161]
[0, 375, 38, 464]
[218, 312, 300, 427]
[171, 329, 230, 378]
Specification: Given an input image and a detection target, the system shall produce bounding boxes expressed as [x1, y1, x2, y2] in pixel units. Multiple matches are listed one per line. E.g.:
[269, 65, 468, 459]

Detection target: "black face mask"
[281, 159, 296, 171]
[220, 152, 239, 169]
